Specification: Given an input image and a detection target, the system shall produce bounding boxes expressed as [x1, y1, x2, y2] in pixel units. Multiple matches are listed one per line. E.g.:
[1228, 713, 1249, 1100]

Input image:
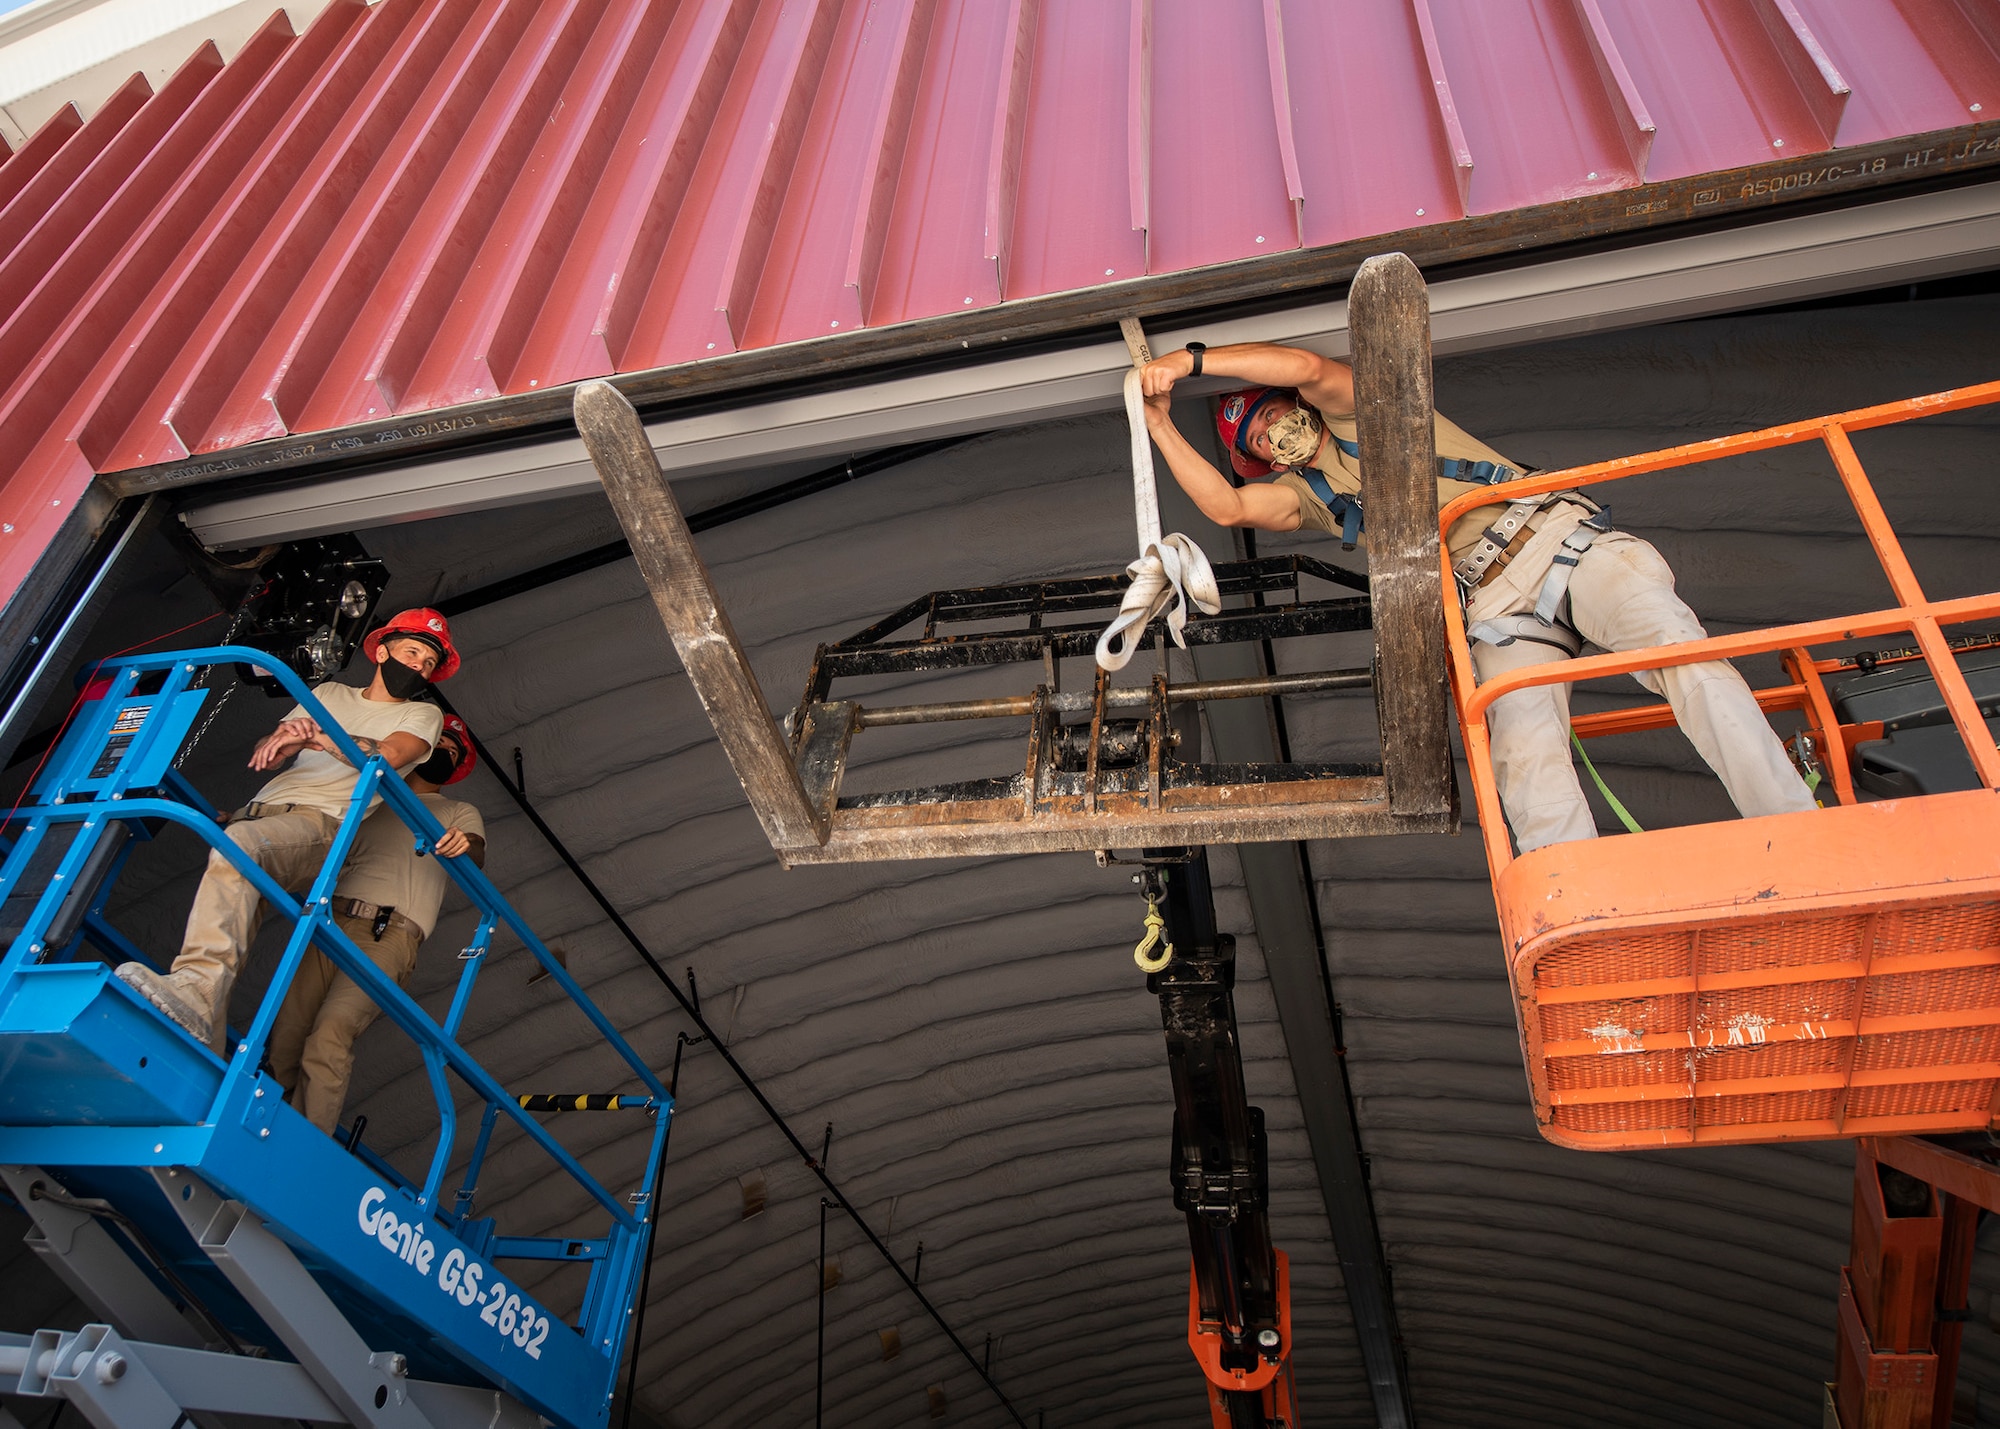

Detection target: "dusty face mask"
[1263, 405, 1323, 468]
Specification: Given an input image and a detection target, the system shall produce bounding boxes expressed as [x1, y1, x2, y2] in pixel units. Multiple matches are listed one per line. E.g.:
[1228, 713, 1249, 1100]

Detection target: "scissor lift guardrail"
[0, 648, 671, 1429]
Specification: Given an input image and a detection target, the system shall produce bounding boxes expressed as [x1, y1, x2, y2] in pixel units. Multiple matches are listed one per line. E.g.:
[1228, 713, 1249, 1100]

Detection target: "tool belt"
[233, 801, 328, 822]
[330, 896, 421, 942]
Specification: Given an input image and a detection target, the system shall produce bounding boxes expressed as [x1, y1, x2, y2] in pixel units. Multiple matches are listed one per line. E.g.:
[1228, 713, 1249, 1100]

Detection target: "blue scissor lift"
[0, 648, 672, 1429]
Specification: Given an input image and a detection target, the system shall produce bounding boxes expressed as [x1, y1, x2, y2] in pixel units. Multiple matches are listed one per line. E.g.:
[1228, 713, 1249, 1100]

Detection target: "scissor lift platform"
[0, 650, 671, 1429]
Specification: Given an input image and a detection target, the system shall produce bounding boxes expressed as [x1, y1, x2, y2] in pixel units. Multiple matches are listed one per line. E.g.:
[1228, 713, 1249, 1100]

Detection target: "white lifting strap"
[1096, 336, 1221, 672]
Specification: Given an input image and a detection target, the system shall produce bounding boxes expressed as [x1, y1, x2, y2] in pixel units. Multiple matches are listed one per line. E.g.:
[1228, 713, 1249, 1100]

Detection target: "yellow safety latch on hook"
[1133, 896, 1174, 973]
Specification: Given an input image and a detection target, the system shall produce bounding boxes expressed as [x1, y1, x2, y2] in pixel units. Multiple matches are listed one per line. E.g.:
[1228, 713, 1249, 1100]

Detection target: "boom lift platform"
[0, 650, 671, 1429]
[1444, 377, 2000, 1151]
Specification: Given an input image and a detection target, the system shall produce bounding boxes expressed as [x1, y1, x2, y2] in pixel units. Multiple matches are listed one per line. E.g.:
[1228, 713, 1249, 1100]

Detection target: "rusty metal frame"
[580, 254, 1459, 865]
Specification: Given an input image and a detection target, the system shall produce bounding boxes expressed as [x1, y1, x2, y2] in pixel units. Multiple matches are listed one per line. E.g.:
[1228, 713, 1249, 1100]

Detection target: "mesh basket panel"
[1540, 994, 1692, 1045]
[1846, 1079, 1995, 1120]
[1694, 1089, 1840, 1127]
[1863, 965, 2000, 1020]
[1545, 1051, 1688, 1092]
[1698, 915, 1867, 976]
[1550, 1098, 1691, 1135]
[1692, 1038, 1849, 1084]
[1534, 929, 1693, 990]
[1854, 1026, 2000, 1073]
[1872, 902, 2000, 960]
[1695, 979, 1860, 1033]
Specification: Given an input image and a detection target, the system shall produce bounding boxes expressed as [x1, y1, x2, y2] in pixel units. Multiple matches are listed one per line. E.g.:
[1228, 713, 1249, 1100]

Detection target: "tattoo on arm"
[328, 735, 382, 769]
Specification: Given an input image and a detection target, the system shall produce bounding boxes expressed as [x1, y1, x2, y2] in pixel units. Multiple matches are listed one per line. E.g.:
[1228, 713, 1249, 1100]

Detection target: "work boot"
[115, 963, 215, 1047]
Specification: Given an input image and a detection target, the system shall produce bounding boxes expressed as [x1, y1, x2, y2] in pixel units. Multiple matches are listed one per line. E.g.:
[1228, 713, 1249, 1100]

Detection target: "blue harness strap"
[1297, 434, 1518, 550]
[1297, 464, 1362, 549]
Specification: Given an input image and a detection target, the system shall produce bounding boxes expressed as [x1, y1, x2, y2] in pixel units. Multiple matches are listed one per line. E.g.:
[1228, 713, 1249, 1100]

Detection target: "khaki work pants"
[1469, 530, 1816, 852]
[267, 911, 423, 1134]
[173, 808, 342, 1029]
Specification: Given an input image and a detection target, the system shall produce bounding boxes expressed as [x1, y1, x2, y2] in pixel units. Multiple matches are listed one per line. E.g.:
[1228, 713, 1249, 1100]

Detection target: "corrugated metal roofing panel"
[0, 0, 1994, 616]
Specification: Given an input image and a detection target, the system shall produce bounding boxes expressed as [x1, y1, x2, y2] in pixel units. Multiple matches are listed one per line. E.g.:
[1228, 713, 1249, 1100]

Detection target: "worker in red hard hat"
[268, 713, 485, 1134]
[118, 608, 462, 1050]
[1137, 340, 1815, 852]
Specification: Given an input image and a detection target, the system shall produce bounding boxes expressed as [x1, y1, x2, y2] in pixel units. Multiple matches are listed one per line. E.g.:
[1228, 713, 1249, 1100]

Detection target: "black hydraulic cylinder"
[1145, 848, 1279, 1372]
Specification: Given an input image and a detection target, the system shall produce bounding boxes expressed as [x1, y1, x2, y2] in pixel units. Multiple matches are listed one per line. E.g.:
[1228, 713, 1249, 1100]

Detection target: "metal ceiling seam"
[420, 0, 666, 410]
[1407, 0, 1473, 215]
[1574, 0, 1655, 181]
[0, 49, 216, 386]
[711, 0, 839, 353]
[333, 0, 605, 427]
[68, 7, 364, 470]
[1258, 0, 1303, 247]
[1757, 0, 1850, 145]
[0, 94, 97, 252]
[138, 0, 423, 465]
[267, 0, 530, 438]
[978, 0, 1034, 297]
[835, 0, 933, 338]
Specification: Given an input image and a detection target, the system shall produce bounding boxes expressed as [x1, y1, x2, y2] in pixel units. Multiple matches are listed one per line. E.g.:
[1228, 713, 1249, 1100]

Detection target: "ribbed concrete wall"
[5, 292, 2000, 1428]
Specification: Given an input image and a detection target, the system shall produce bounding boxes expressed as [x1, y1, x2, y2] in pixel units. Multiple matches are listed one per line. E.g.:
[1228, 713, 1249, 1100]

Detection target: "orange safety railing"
[1441, 380, 2000, 1151]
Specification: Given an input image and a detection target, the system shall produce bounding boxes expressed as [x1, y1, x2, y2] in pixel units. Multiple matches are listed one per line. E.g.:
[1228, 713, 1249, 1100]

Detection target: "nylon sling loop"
[1094, 367, 1220, 671]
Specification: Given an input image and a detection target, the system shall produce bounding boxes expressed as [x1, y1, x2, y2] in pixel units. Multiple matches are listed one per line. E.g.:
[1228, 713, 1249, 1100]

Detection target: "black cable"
[816, 1197, 830, 1429]
[432, 694, 1027, 1429]
[618, 1034, 690, 1429]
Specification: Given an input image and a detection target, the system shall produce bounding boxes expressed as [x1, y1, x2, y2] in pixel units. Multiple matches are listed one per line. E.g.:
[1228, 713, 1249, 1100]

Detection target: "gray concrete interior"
[6, 291, 2000, 1428]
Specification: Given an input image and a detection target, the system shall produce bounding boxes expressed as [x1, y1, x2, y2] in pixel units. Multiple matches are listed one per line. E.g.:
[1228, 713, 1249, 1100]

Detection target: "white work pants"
[1469, 531, 1816, 852]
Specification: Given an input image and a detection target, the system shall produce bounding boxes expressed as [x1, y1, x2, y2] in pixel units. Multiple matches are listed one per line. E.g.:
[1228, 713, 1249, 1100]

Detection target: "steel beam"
[0, 1330, 541, 1429]
[1864, 1137, 2000, 1217]
[155, 1169, 437, 1429]
[0, 1165, 205, 1350]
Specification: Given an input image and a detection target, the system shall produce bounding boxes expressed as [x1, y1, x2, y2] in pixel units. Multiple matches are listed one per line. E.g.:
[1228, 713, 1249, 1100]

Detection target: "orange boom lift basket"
[1443, 379, 2000, 1151]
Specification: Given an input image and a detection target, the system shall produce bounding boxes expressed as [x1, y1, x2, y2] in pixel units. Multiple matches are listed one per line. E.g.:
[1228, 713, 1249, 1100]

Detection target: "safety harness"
[1297, 436, 1613, 643]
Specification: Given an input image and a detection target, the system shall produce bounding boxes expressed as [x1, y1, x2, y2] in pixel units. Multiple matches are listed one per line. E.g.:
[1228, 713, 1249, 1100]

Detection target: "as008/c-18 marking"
[360, 1187, 549, 1359]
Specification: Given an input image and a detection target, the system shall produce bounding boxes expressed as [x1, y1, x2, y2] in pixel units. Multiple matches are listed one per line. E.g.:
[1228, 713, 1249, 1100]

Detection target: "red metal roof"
[0, 0, 1994, 612]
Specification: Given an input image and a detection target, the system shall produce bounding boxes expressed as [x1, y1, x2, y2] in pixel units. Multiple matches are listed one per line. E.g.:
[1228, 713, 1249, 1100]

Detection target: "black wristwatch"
[1185, 341, 1205, 376]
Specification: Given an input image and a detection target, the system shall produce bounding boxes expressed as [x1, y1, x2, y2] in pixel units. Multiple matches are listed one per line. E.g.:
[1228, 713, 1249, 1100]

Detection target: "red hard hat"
[363, 608, 460, 681]
[436, 713, 476, 786]
[1215, 387, 1285, 480]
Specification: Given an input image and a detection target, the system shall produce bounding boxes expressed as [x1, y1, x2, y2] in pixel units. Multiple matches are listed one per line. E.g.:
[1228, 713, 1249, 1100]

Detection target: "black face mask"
[378, 657, 431, 701]
[413, 744, 460, 785]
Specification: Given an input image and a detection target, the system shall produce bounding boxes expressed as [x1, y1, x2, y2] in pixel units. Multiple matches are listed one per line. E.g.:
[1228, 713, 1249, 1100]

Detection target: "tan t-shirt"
[252, 682, 443, 820]
[1270, 409, 1528, 561]
[335, 791, 485, 939]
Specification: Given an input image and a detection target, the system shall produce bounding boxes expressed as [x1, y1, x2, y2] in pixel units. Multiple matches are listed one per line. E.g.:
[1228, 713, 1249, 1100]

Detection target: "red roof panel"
[1146, 0, 1298, 274]
[0, 0, 1990, 615]
[1007, 0, 1142, 297]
